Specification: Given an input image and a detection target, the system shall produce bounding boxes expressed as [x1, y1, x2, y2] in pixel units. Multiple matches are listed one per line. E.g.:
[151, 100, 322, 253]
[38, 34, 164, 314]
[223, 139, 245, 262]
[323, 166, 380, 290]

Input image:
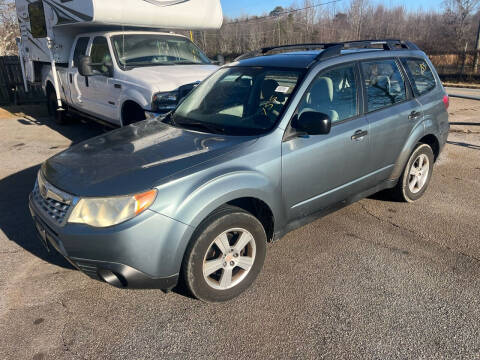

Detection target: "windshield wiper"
[174, 119, 225, 134]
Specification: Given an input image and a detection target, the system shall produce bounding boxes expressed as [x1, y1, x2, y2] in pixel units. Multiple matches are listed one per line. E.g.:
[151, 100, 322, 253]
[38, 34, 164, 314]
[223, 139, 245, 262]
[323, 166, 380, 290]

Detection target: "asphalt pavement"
[0, 99, 479, 359]
[446, 86, 480, 100]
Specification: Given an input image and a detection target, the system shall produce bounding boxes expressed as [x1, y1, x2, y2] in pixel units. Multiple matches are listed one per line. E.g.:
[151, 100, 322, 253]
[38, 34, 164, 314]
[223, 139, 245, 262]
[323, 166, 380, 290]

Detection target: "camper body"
[16, 0, 223, 126]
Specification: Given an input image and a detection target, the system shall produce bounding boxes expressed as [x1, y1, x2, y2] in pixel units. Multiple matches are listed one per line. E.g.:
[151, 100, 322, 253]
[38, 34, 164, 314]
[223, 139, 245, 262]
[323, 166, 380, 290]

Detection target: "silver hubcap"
[408, 154, 429, 194]
[202, 228, 256, 290]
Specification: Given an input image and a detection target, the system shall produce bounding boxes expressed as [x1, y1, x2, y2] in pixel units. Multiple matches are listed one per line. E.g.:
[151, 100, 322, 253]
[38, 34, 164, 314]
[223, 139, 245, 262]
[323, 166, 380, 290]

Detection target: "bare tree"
[0, 0, 18, 56]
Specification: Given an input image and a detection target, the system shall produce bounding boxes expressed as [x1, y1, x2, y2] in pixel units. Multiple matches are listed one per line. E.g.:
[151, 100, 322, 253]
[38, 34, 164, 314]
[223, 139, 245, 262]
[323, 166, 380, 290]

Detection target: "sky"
[220, 0, 439, 18]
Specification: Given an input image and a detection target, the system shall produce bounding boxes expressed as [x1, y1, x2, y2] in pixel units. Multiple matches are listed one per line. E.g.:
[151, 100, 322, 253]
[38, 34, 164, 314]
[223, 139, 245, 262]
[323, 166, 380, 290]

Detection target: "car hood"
[122, 64, 218, 92]
[42, 119, 256, 197]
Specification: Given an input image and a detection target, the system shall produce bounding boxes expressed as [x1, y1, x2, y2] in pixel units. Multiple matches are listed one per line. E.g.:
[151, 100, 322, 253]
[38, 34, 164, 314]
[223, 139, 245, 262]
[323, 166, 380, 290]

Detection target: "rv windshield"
[111, 34, 211, 68]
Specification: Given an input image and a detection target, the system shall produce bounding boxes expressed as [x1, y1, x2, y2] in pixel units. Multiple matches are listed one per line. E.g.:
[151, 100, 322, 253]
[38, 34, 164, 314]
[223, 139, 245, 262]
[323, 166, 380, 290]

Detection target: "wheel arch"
[389, 124, 441, 180]
[418, 134, 440, 161]
[121, 100, 145, 126]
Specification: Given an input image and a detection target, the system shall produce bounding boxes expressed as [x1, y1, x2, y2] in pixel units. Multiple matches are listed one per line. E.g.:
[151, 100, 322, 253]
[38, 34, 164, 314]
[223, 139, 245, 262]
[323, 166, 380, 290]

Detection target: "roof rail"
[234, 39, 420, 62]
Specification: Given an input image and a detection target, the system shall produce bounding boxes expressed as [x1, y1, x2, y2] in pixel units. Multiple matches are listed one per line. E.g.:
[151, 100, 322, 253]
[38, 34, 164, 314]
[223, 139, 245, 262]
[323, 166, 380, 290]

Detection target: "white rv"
[15, 0, 223, 126]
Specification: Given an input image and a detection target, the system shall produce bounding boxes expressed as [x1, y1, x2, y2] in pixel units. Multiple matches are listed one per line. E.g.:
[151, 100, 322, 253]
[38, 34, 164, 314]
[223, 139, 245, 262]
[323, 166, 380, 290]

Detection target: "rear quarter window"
[401, 58, 437, 96]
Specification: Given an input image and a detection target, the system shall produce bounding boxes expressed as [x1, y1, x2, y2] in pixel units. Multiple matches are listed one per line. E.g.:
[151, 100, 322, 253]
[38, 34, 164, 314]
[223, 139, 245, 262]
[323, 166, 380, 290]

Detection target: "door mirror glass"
[78, 56, 94, 77]
[213, 55, 225, 66]
[293, 111, 332, 135]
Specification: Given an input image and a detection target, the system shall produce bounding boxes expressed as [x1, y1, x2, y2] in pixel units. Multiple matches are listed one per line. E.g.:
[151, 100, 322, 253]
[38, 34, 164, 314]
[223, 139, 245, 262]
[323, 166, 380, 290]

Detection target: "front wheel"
[182, 206, 267, 302]
[391, 143, 434, 202]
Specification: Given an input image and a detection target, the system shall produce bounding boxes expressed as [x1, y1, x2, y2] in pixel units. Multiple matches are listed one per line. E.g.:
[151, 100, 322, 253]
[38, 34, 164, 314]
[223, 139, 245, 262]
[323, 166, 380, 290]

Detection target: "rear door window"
[361, 59, 407, 112]
[401, 58, 436, 96]
[73, 37, 90, 68]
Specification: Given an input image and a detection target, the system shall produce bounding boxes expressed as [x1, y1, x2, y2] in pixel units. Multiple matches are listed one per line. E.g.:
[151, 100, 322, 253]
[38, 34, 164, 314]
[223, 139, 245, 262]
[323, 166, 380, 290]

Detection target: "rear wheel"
[47, 89, 66, 125]
[391, 143, 434, 202]
[182, 205, 267, 302]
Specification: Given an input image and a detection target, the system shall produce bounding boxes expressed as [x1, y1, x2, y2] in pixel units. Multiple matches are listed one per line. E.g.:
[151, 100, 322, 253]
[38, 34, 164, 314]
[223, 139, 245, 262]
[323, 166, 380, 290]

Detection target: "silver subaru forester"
[30, 40, 449, 302]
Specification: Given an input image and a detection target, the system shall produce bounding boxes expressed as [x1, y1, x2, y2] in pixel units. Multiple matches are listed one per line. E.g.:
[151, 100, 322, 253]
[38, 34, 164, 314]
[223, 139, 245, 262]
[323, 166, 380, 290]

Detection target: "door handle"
[351, 129, 368, 141]
[409, 111, 421, 120]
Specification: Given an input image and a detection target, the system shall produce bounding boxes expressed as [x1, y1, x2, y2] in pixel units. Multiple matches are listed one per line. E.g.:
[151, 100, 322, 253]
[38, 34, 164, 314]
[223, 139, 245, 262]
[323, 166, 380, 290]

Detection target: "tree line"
[1, 0, 479, 73]
[189, 0, 480, 73]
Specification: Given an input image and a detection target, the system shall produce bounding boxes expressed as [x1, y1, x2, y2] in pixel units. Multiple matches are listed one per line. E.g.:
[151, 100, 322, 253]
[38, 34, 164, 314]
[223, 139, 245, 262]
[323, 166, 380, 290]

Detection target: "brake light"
[443, 94, 449, 110]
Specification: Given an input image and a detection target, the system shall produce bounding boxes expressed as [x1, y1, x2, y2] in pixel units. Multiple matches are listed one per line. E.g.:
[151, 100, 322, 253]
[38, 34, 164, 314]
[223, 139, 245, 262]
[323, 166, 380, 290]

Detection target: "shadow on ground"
[0, 165, 73, 269]
[16, 113, 109, 145]
[1, 115, 107, 269]
[447, 140, 480, 151]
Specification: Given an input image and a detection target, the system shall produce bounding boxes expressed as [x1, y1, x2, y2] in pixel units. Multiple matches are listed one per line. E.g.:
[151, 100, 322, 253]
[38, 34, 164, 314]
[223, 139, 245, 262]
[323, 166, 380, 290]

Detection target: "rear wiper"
[175, 120, 225, 134]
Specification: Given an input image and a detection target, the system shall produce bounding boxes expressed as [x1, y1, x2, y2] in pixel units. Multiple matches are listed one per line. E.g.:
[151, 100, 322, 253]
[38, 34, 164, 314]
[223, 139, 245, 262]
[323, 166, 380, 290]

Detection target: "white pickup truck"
[16, 0, 223, 126]
[46, 31, 219, 126]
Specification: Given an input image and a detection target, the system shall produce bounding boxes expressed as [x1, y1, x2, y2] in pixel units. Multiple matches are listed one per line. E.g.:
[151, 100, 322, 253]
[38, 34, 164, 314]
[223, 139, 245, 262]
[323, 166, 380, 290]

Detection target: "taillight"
[443, 94, 449, 110]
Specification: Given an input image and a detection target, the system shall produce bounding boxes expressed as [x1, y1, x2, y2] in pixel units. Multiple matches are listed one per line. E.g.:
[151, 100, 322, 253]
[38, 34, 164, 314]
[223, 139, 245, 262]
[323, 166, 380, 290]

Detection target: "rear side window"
[401, 58, 436, 96]
[73, 37, 90, 68]
[361, 59, 407, 112]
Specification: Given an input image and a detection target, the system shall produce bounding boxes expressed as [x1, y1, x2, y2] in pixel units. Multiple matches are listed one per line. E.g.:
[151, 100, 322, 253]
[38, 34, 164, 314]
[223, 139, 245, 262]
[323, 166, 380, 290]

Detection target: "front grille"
[32, 175, 74, 226]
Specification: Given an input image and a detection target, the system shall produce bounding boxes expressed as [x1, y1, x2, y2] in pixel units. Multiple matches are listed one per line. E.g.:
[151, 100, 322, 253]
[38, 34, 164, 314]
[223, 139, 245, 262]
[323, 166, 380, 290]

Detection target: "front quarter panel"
[148, 132, 285, 271]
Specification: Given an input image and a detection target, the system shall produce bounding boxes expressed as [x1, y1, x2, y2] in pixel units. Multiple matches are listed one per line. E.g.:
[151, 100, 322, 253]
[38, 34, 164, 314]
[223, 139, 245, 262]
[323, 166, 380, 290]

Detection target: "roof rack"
[234, 39, 420, 62]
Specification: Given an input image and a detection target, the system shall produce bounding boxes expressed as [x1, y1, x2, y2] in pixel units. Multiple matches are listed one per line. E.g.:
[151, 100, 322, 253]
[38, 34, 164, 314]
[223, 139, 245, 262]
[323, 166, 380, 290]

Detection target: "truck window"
[90, 37, 113, 75]
[73, 37, 90, 68]
[111, 34, 211, 67]
[28, 1, 47, 38]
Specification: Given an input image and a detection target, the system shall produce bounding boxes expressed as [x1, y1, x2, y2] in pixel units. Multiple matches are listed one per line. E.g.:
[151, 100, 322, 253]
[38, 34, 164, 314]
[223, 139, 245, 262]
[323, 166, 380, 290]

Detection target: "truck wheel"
[122, 102, 146, 126]
[182, 205, 267, 303]
[391, 143, 435, 202]
[47, 90, 66, 125]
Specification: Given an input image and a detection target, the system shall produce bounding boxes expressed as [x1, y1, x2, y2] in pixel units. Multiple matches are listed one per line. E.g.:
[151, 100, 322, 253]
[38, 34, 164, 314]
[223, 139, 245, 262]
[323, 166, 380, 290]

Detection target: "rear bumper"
[29, 194, 193, 290]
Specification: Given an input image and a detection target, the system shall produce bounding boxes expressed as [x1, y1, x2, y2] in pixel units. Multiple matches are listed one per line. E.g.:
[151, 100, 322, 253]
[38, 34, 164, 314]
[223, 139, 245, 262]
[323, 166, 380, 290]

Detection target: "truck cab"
[45, 31, 219, 126]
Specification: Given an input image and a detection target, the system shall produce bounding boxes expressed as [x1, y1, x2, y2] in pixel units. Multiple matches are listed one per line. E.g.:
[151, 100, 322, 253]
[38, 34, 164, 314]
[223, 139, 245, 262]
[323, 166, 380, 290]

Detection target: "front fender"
[389, 120, 426, 180]
[154, 170, 284, 230]
[150, 170, 283, 276]
[118, 88, 151, 122]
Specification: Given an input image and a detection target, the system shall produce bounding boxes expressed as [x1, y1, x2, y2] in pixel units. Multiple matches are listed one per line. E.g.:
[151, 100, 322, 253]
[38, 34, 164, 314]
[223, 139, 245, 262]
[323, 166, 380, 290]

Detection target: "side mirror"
[212, 54, 225, 66]
[78, 56, 94, 77]
[292, 111, 332, 135]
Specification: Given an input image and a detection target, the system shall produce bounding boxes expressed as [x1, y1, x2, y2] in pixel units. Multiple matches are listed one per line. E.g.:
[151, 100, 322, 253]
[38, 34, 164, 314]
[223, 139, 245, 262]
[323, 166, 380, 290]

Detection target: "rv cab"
[15, 0, 223, 126]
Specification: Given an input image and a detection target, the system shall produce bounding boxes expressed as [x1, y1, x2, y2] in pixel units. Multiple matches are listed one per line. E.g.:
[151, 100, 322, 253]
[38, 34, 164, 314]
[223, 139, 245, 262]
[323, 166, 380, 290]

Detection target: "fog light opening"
[98, 269, 128, 288]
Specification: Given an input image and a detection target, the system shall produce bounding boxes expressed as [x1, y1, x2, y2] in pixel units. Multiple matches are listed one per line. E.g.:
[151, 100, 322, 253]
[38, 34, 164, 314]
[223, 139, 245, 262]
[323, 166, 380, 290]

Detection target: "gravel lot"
[0, 98, 479, 359]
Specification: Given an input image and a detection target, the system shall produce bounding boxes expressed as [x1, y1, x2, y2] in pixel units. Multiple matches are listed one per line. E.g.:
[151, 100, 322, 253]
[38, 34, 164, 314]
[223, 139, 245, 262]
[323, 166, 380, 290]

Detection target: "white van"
[15, 0, 223, 126]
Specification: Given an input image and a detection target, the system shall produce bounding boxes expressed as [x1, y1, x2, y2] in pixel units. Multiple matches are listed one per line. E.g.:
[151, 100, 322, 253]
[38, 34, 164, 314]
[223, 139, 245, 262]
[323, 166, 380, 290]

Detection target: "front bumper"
[29, 193, 193, 290]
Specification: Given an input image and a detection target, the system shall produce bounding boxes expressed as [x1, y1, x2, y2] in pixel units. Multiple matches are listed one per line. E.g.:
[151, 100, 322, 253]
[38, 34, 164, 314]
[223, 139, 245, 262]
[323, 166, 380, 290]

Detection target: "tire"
[47, 90, 66, 125]
[182, 205, 267, 303]
[391, 143, 435, 202]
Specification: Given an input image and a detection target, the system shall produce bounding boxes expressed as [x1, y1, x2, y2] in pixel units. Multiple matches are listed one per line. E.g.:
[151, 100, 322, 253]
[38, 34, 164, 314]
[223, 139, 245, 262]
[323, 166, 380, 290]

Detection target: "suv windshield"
[171, 67, 304, 135]
[111, 34, 211, 68]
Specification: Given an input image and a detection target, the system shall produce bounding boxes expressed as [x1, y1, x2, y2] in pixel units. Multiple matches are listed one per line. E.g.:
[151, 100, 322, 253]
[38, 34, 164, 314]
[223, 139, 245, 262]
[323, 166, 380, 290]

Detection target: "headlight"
[152, 91, 178, 113]
[68, 189, 157, 228]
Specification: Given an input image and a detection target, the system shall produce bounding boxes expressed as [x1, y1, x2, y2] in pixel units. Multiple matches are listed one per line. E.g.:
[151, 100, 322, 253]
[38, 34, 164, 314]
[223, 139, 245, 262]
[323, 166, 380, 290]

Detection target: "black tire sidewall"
[184, 208, 267, 302]
[401, 144, 434, 202]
